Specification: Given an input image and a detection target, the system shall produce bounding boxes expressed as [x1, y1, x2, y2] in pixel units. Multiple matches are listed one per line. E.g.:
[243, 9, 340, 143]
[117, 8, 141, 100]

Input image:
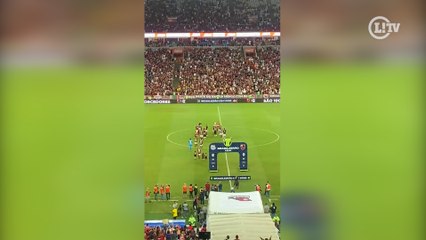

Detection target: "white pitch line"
[224, 153, 232, 189]
[166, 129, 189, 148]
[217, 106, 232, 189]
[217, 106, 223, 126]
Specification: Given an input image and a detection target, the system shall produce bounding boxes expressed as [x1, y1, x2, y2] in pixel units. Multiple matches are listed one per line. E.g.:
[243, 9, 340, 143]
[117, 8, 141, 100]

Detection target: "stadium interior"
[144, 1, 280, 239]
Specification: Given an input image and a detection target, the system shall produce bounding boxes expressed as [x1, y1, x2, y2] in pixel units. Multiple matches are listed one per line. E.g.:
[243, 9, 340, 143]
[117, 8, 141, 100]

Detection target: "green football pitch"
[144, 103, 280, 220]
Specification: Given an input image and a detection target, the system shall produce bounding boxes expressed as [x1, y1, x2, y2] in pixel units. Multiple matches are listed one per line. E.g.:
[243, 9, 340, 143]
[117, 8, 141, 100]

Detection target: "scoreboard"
[209, 142, 248, 172]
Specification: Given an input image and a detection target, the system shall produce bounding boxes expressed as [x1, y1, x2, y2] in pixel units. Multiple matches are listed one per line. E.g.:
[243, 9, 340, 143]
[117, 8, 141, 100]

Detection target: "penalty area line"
[217, 106, 232, 189]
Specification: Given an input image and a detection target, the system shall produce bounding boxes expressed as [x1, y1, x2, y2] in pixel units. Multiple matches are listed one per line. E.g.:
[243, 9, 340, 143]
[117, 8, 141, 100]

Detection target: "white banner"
[207, 191, 264, 214]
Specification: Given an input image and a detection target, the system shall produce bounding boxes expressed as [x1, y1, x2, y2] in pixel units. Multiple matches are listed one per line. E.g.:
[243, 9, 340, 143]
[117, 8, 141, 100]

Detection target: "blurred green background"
[1, 67, 145, 240]
[281, 0, 424, 239]
[281, 63, 424, 240]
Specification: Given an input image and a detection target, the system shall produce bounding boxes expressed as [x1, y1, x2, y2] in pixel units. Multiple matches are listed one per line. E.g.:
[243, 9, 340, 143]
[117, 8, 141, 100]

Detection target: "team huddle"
[189, 122, 228, 160]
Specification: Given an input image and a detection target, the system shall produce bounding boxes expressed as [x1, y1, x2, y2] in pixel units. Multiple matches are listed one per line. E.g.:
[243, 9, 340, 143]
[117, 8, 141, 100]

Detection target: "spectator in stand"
[145, 40, 280, 97]
[144, 224, 203, 240]
[144, 48, 174, 96]
[145, 38, 280, 48]
[145, 0, 279, 32]
[199, 224, 207, 232]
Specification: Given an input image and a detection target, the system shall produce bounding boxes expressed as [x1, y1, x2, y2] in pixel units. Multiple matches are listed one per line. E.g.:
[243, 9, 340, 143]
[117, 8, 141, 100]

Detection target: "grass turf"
[143, 103, 280, 220]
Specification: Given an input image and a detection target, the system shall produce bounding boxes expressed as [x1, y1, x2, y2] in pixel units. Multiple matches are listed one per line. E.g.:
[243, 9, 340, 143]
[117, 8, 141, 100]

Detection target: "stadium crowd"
[144, 46, 279, 96]
[145, 38, 280, 48]
[145, 0, 279, 32]
[144, 223, 207, 240]
[144, 48, 175, 96]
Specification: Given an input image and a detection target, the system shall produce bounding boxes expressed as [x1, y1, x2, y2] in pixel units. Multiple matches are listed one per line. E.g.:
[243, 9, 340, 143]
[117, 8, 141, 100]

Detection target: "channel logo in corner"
[368, 16, 400, 40]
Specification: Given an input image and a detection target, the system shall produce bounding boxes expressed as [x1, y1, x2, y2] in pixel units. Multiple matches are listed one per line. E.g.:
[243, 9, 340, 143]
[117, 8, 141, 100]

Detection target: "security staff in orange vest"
[189, 184, 194, 199]
[153, 184, 159, 200]
[160, 185, 165, 200]
[165, 184, 171, 200]
[145, 188, 151, 203]
[265, 182, 271, 198]
[182, 183, 188, 198]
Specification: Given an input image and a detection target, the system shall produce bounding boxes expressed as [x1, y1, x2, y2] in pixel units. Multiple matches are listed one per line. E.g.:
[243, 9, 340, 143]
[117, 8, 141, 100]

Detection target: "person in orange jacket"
[153, 184, 159, 200]
[165, 184, 171, 200]
[189, 184, 194, 199]
[145, 187, 151, 203]
[182, 183, 188, 198]
[265, 181, 271, 198]
[255, 184, 261, 192]
[160, 185, 165, 200]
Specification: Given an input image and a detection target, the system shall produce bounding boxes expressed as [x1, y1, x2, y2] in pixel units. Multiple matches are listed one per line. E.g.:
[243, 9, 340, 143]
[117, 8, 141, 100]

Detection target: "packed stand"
[145, 0, 279, 32]
[144, 224, 207, 240]
[144, 46, 279, 96]
[145, 37, 280, 48]
[144, 48, 175, 96]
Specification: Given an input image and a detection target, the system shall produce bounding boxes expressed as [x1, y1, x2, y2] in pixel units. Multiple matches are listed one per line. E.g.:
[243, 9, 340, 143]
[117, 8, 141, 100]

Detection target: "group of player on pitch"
[188, 122, 227, 160]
